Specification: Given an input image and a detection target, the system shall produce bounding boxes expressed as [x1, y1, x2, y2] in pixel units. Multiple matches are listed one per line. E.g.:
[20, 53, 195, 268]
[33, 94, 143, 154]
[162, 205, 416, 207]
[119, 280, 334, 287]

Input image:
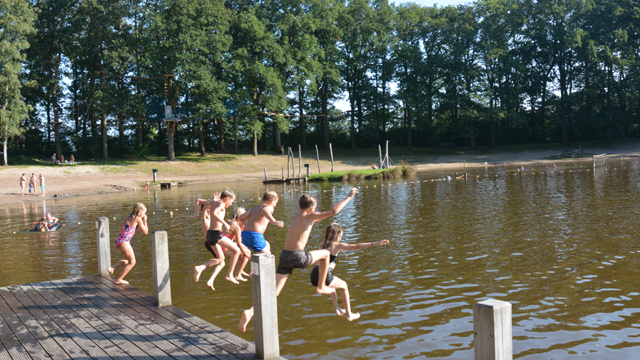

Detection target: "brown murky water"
[3, 160, 640, 359]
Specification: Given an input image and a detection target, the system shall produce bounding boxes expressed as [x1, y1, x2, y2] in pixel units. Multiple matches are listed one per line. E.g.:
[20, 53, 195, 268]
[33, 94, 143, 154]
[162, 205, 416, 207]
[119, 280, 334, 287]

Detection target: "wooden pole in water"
[385, 140, 389, 169]
[378, 145, 383, 169]
[282, 167, 284, 180]
[474, 299, 512, 360]
[251, 253, 280, 359]
[96, 217, 111, 277]
[315, 145, 321, 173]
[329, 143, 334, 172]
[298, 144, 302, 178]
[287, 148, 290, 178]
[264, 168, 267, 181]
[151, 231, 172, 307]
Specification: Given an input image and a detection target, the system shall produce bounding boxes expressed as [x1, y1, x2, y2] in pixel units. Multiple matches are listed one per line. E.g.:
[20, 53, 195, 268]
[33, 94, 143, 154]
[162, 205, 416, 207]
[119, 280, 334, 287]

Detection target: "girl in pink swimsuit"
[108, 203, 149, 285]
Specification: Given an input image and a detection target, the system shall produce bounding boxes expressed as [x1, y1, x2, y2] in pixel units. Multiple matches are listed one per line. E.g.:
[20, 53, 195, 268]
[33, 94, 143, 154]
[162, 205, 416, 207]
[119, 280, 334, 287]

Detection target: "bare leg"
[194, 258, 222, 283]
[331, 277, 359, 321]
[308, 250, 335, 294]
[114, 242, 136, 285]
[235, 248, 250, 281]
[206, 245, 226, 291]
[329, 291, 345, 316]
[239, 274, 288, 333]
[219, 238, 240, 284]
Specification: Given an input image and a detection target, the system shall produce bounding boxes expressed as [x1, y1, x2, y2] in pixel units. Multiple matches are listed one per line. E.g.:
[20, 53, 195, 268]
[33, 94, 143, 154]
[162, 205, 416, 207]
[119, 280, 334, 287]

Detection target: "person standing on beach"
[20, 174, 26, 195]
[51, 153, 56, 165]
[39, 174, 45, 196]
[29, 173, 36, 195]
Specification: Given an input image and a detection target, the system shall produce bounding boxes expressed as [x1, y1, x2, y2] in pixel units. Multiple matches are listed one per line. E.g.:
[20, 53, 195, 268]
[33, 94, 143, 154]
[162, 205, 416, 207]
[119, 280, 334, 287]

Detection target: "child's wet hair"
[320, 223, 343, 249]
[130, 203, 147, 218]
[299, 194, 317, 210]
[232, 207, 246, 220]
[221, 189, 236, 201]
[263, 190, 278, 201]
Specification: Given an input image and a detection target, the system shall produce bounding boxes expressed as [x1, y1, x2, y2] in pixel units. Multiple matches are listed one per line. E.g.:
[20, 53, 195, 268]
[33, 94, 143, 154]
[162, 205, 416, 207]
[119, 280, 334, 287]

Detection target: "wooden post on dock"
[329, 143, 334, 172]
[385, 140, 389, 169]
[298, 145, 302, 178]
[251, 253, 280, 359]
[474, 299, 512, 360]
[315, 145, 321, 173]
[151, 231, 172, 307]
[96, 217, 111, 277]
[264, 168, 267, 181]
[378, 145, 383, 169]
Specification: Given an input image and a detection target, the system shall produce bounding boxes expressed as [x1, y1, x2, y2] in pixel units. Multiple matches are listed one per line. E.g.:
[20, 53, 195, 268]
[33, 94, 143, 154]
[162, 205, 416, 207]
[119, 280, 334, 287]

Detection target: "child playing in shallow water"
[108, 203, 149, 285]
[310, 223, 389, 321]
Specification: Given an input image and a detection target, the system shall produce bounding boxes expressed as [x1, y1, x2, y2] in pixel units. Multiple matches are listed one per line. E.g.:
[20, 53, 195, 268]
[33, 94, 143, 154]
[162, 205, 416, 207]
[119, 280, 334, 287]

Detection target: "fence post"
[329, 143, 334, 172]
[264, 168, 268, 181]
[474, 299, 512, 360]
[96, 217, 110, 277]
[151, 231, 172, 307]
[251, 253, 279, 359]
[315, 145, 321, 173]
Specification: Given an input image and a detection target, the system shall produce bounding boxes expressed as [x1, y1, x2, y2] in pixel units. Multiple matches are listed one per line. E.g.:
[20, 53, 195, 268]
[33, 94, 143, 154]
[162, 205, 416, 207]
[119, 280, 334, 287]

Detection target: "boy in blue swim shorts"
[238, 190, 283, 254]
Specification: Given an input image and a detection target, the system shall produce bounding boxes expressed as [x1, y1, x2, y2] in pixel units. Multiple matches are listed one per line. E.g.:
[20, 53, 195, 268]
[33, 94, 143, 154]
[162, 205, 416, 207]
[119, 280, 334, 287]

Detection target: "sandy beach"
[2, 142, 639, 206]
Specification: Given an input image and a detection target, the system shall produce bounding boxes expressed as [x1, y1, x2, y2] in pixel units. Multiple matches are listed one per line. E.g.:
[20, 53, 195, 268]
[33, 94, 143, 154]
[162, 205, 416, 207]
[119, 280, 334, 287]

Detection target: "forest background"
[1, 0, 639, 166]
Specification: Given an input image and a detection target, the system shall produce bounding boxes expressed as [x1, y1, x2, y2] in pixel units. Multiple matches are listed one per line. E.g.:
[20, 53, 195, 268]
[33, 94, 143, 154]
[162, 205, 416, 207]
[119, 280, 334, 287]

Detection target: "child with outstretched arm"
[238, 187, 358, 332]
[193, 189, 243, 290]
[108, 203, 149, 285]
[310, 223, 389, 321]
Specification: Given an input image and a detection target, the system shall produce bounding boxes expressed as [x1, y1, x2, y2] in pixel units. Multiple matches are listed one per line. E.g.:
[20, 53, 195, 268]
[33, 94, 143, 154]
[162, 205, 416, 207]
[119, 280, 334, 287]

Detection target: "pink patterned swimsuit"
[115, 217, 136, 249]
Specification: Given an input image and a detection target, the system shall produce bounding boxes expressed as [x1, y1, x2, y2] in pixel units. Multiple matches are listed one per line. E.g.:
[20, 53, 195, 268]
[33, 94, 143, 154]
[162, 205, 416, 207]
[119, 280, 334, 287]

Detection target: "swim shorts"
[206, 230, 223, 246]
[310, 265, 334, 286]
[242, 231, 268, 252]
[41, 185, 45, 190]
[276, 249, 313, 275]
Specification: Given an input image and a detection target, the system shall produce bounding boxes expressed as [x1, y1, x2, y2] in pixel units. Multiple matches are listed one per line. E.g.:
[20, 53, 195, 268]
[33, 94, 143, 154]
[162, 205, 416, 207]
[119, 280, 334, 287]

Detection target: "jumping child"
[310, 223, 389, 321]
[223, 207, 252, 281]
[108, 203, 149, 285]
[193, 189, 242, 290]
[238, 190, 284, 255]
[238, 188, 358, 332]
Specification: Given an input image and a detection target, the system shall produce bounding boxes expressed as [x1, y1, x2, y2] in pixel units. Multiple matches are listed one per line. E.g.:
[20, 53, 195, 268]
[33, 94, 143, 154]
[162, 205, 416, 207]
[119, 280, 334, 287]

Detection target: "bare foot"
[235, 275, 248, 282]
[239, 310, 253, 332]
[335, 308, 346, 316]
[316, 287, 336, 295]
[226, 275, 239, 285]
[241, 271, 250, 277]
[115, 279, 129, 285]
[206, 280, 215, 291]
[194, 265, 205, 283]
[107, 267, 115, 280]
[346, 312, 361, 321]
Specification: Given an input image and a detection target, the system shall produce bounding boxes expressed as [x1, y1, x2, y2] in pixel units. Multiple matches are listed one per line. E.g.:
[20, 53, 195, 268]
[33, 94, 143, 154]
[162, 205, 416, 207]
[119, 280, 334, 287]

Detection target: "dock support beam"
[474, 299, 512, 360]
[251, 254, 280, 359]
[96, 217, 111, 277]
[152, 231, 172, 307]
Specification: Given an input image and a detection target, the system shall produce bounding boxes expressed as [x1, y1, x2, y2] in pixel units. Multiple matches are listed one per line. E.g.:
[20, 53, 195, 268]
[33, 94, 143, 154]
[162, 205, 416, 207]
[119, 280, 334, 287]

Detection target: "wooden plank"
[16, 285, 91, 359]
[90, 276, 260, 359]
[57, 278, 197, 360]
[0, 304, 30, 360]
[0, 342, 12, 360]
[35, 281, 131, 359]
[82, 277, 238, 359]
[71, 278, 222, 360]
[2, 286, 71, 359]
[50, 278, 180, 360]
[0, 287, 49, 360]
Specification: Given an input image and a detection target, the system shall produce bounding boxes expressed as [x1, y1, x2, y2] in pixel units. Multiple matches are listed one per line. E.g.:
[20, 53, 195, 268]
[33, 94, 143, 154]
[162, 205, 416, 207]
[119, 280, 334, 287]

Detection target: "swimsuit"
[310, 254, 338, 286]
[276, 249, 314, 275]
[204, 230, 224, 257]
[242, 231, 268, 252]
[115, 217, 136, 249]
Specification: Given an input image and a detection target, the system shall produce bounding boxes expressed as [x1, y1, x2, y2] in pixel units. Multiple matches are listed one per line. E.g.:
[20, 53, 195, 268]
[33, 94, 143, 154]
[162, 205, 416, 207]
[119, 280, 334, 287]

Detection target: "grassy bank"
[309, 162, 415, 181]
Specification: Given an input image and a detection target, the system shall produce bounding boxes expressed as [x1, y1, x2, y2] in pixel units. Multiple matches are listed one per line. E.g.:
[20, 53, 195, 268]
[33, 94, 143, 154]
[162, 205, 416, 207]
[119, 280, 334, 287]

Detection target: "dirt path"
[2, 142, 639, 206]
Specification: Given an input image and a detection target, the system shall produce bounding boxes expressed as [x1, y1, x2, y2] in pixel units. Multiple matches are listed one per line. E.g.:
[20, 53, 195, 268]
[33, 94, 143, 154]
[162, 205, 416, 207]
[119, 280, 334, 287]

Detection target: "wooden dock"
[0, 275, 278, 360]
[262, 177, 306, 184]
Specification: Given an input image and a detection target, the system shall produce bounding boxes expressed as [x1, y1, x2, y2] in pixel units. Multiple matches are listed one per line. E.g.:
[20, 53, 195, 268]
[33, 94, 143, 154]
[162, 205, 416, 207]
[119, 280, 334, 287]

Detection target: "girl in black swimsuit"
[310, 223, 389, 321]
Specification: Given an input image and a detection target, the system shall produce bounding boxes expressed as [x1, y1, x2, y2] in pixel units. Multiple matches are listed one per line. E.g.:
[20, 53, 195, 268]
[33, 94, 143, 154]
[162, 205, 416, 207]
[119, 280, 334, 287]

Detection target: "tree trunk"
[2, 137, 7, 166]
[167, 121, 175, 160]
[252, 126, 258, 156]
[119, 112, 124, 157]
[606, 66, 612, 141]
[275, 122, 281, 150]
[217, 118, 225, 151]
[298, 84, 306, 149]
[490, 97, 496, 147]
[198, 120, 205, 156]
[102, 110, 108, 160]
[233, 116, 238, 154]
[469, 111, 476, 149]
[322, 81, 329, 149]
[349, 90, 356, 151]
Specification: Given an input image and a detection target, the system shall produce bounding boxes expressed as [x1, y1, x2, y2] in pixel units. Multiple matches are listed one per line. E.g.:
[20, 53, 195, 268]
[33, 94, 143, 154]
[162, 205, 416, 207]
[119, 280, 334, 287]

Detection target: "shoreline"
[2, 143, 638, 206]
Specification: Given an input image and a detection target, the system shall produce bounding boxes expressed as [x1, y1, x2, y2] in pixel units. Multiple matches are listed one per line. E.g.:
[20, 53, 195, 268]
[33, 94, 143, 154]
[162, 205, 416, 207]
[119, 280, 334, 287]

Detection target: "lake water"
[3, 160, 640, 359]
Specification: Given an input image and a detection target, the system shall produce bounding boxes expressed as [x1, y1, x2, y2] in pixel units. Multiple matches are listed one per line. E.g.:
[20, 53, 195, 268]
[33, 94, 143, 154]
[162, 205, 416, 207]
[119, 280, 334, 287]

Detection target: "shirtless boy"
[193, 190, 243, 290]
[238, 190, 284, 254]
[238, 187, 359, 332]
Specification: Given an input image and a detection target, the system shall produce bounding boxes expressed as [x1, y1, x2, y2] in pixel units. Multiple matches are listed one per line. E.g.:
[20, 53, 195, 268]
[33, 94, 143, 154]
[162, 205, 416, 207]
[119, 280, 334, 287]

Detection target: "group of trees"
[1, 0, 640, 164]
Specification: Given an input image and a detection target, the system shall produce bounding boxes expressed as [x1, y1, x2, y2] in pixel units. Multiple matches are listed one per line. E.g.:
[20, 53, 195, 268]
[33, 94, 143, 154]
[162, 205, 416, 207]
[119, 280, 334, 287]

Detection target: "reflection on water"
[3, 161, 640, 359]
